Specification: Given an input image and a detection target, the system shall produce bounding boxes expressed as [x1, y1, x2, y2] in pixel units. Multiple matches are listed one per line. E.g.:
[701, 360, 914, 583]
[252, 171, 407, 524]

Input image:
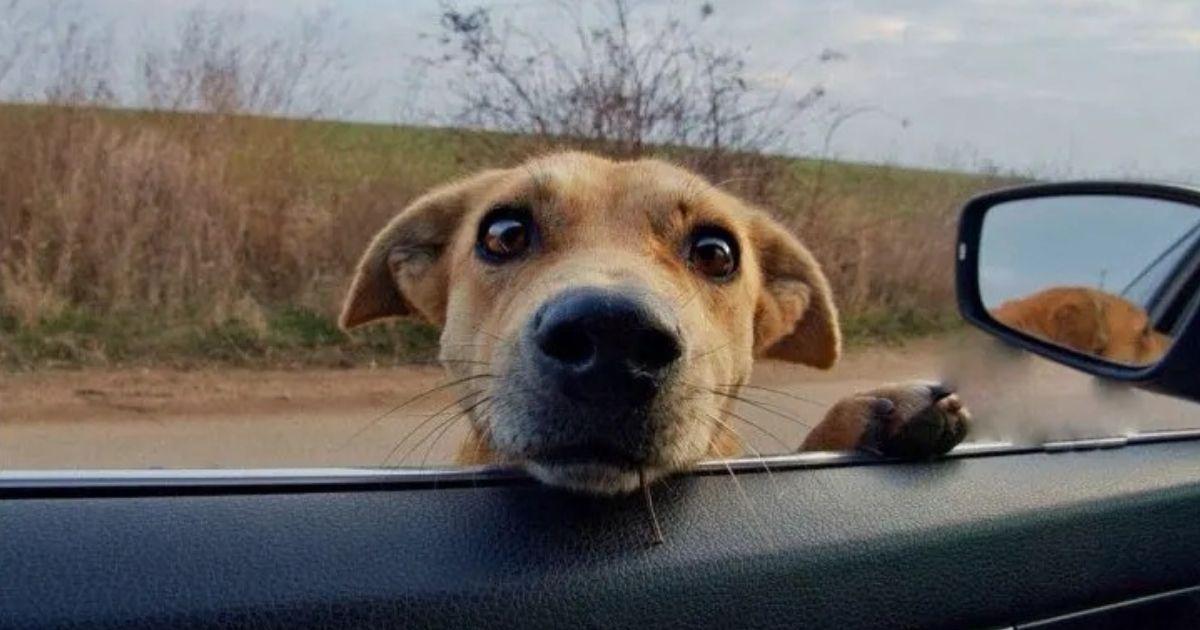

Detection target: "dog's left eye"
[687, 228, 739, 280]
[477, 206, 533, 262]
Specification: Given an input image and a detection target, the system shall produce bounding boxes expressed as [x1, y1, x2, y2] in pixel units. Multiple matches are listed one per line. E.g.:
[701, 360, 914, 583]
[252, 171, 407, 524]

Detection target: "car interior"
[3, 3, 1200, 629]
[4, 183, 1200, 628]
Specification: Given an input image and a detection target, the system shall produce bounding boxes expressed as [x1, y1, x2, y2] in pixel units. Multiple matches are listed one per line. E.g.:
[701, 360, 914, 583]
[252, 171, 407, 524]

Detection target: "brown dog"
[340, 152, 969, 494]
[991, 286, 1170, 365]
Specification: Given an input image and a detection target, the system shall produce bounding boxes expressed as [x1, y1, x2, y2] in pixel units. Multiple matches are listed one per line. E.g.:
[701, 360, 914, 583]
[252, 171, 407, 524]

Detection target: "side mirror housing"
[957, 181, 1200, 403]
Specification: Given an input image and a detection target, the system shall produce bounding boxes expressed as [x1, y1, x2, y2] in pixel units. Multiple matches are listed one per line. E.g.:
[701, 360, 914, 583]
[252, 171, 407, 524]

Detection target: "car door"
[6, 433, 1200, 629]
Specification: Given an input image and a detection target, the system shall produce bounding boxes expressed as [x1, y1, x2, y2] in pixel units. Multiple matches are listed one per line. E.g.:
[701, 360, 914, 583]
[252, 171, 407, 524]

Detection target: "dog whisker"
[374, 389, 488, 466]
[691, 341, 733, 361]
[386, 358, 492, 368]
[474, 329, 505, 342]
[711, 408, 792, 451]
[469, 422, 496, 488]
[702, 412, 785, 500]
[703, 412, 748, 451]
[440, 321, 510, 347]
[706, 424, 782, 549]
[713, 382, 828, 408]
[339, 373, 495, 450]
[705, 430, 759, 517]
[639, 469, 666, 546]
[436, 342, 496, 349]
[704, 387, 816, 430]
[393, 396, 493, 467]
[389, 395, 483, 467]
[705, 414, 770, 467]
[684, 171, 754, 206]
[681, 171, 753, 206]
[420, 400, 496, 468]
[431, 358, 493, 367]
[474, 423, 494, 460]
[681, 380, 815, 431]
[522, 162, 553, 202]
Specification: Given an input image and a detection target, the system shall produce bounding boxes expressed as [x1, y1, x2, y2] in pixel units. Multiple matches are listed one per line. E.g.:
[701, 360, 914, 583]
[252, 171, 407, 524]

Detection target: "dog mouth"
[527, 442, 645, 468]
[519, 440, 671, 494]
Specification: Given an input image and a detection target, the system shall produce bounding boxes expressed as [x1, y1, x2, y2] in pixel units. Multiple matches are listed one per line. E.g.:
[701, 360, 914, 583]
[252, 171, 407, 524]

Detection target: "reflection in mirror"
[979, 194, 1200, 366]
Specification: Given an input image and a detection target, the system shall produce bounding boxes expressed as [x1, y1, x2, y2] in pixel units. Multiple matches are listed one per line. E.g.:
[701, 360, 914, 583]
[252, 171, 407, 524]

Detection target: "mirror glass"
[979, 194, 1200, 366]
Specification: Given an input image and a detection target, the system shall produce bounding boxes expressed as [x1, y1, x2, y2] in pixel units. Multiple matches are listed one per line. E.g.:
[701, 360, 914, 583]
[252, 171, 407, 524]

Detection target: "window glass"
[2, 0, 1197, 471]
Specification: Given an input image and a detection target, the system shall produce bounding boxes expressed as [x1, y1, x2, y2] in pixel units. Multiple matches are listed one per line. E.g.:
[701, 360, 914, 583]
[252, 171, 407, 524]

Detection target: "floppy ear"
[339, 170, 507, 329]
[1048, 297, 1108, 355]
[749, 213, 842, 369]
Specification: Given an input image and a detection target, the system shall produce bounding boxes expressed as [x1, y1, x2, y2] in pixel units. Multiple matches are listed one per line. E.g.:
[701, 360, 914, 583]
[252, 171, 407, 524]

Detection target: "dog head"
[341, 152, 839, 494]
[991, 286, 1170, 365]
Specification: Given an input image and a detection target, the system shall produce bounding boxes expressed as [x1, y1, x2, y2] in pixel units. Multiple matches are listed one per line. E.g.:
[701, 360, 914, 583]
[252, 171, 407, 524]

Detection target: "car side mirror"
[957, 182, 1200, 403]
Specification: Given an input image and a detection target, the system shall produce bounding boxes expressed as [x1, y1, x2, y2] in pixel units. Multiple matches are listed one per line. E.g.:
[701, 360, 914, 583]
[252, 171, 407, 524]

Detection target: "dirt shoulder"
[1, 340, 942, 469]
[3, 335, 1196, 469]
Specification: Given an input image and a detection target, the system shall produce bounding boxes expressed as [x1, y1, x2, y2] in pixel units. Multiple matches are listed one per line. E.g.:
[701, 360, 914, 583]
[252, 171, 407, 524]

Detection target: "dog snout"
[532, 288, 682, 404]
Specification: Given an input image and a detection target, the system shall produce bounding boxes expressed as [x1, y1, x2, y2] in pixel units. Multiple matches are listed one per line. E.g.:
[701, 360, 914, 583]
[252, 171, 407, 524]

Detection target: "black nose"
[532, 288, 682, 403]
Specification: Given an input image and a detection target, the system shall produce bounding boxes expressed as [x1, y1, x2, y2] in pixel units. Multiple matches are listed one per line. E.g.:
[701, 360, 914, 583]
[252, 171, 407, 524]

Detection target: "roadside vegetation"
[0, 2, 1014, 369]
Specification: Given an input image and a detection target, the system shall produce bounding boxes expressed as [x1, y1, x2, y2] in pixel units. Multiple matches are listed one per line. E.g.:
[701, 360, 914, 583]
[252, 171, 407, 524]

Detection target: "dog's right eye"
[477, 206, 533, 262]
[687, 227, 739, 280]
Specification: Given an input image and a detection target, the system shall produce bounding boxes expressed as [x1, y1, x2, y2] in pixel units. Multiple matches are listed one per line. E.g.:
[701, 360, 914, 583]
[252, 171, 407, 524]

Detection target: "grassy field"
[0, 104, 1012, 369]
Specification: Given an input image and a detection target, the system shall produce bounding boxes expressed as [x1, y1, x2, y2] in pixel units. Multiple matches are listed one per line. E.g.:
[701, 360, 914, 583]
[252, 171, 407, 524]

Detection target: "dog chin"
[524, 461, 667, 495]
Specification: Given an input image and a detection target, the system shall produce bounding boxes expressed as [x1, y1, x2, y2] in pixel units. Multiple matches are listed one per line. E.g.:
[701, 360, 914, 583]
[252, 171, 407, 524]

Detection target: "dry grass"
[0, 103, 1011, 368]
[0, 3, 1019, 368]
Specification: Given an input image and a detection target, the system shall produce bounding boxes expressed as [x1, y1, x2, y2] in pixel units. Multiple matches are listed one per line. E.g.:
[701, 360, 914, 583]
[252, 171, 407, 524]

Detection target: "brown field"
[0, 103, 1012, 369]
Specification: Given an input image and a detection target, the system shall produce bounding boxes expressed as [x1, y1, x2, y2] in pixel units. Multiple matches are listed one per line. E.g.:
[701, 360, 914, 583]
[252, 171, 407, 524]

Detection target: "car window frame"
[6, 430, 1200, 498]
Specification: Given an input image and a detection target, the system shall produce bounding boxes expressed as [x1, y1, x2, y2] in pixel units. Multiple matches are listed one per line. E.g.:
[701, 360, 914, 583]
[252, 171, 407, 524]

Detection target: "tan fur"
[342, 152, 968, 493]
[992, 286, 1170, 365]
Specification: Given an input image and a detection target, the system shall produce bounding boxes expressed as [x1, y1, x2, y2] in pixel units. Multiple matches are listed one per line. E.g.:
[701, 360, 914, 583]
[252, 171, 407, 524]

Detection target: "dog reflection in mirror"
[341, 152, 970, 494]
[991, 286, 1171, 366]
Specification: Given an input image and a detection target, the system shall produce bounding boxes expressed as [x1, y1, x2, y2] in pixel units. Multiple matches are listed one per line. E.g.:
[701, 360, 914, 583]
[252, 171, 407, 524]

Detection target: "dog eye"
[477, 206, 533, 262]
[687, 228, 739, 280]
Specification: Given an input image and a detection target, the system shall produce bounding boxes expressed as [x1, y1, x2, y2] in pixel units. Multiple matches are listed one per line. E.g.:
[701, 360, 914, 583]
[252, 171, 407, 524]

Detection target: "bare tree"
[139, 8, 347, 118]
[0, 0, 115, 105]
[804, 105, 910, 216]
[0, 0, 27, 90]
[430, 0, 829, 185]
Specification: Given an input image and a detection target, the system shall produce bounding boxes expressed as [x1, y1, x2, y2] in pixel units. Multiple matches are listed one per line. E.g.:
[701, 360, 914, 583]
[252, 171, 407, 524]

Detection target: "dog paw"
[803, 382, 971, 458]
[862, 382, 971, 458]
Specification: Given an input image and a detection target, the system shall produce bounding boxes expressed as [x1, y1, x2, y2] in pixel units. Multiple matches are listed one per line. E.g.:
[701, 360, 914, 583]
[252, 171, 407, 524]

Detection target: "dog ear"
[1048, 297, 1108, 355]
[339, 170, 507, 329]
[749, 213, 841, 369]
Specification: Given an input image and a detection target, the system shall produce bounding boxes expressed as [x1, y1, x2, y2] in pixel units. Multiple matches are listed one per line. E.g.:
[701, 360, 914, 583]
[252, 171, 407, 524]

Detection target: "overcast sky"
[979, 196, 1200, 308]
[10, 0, 1200, 181]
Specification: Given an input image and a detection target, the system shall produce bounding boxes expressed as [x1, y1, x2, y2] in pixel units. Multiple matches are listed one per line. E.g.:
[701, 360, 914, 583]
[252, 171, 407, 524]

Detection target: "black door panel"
[4, 441, 1200, 629]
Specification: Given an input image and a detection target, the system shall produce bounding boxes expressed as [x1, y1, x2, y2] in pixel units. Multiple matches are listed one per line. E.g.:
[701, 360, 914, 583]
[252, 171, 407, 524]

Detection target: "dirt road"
[3, 334, 1196, 469]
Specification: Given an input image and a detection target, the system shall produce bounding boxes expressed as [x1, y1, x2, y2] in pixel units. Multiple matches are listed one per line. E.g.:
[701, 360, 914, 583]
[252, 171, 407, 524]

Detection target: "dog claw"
[936, 393, 963, 414]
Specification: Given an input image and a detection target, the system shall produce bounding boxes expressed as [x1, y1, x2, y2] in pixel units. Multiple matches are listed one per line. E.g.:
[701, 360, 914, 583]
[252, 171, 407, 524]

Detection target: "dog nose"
[533, 288, 682, 401]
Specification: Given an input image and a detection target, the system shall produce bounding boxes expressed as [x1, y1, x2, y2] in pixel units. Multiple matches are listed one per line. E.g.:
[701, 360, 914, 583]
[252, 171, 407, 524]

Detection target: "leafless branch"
[427, 0, 830, 189]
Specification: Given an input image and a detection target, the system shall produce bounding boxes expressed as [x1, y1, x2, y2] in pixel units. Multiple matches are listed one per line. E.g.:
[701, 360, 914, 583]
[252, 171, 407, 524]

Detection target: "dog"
[340, 152, 970, 494]
[991, 286, 1170, 365]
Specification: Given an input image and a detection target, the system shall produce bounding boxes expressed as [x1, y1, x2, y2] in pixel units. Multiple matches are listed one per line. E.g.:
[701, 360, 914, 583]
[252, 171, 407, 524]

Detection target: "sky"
[6, 0, 1200, 181]
[978, 196, 1200, 308]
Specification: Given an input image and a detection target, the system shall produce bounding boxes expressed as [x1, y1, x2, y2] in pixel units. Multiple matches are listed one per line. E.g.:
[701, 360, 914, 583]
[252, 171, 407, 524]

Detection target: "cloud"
[10, 0, 1200, 181]
[847, 15, 910, 43]
[843, 13, 960, 45]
